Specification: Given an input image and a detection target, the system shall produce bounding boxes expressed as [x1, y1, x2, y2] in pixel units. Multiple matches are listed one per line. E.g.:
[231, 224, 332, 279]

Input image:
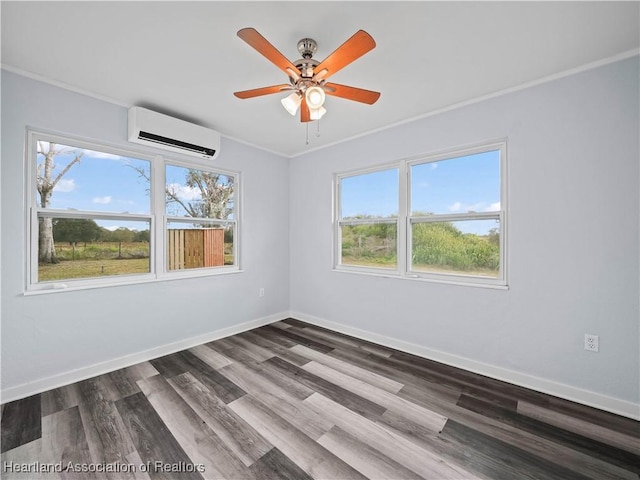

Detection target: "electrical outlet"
[584, 334, 599, 352]
[259, 288, 265, 297]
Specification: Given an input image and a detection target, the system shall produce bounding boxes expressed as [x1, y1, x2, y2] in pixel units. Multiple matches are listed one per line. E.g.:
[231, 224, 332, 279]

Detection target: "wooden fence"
[167, 228, 224, 270]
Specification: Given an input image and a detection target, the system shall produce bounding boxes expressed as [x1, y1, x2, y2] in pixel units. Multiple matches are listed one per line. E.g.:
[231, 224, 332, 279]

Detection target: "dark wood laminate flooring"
[2, 318, 639, 479]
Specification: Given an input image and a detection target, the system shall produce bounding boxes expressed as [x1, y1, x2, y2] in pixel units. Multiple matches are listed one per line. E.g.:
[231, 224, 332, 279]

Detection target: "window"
[27, 131, 240, 291]
[338, 168, 399, 270]
[165, 164, 236, 270]
[335, 142, 507, 287]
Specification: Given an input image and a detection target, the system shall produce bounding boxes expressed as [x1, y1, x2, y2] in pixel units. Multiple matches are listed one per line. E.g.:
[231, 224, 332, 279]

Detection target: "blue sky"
[42, 144, 151, 231]
[341, 150, 501, 234]
[44, 146, 150, 213]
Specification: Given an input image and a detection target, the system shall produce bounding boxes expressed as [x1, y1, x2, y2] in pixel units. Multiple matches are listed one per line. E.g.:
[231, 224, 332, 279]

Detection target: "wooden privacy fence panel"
[203, 228, 225, 267]
[168, 228, 224, 270]
[168, 229, 185, 270]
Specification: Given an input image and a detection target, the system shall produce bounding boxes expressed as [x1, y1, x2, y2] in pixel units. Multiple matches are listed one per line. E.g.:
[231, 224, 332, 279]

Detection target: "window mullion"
[152, 155, 165, 276]
[338, 218, 396, 227]
[499, 209, 506, 284]
[410, 211, 500, 224]
[166, 216, 234, 226]
[397, 161, 408, 275]
[36, 209, 152, 222]
[29, 207, 38, 285]
[333, 175, 340, 268]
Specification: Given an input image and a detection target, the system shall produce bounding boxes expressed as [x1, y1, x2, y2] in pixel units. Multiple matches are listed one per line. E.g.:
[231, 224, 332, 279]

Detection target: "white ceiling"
[2, 1, 638, 157]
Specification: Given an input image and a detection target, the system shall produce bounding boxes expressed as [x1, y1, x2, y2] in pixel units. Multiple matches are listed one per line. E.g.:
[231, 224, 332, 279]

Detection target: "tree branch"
[190, 171, 208, 200]
[166, 187, 196, 217]
[51, 152, 83, 189]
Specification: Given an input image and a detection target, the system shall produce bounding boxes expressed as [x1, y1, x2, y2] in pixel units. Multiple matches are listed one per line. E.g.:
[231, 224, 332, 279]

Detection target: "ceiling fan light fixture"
[305, 86, 326, 109]
[309, 106, 327, 120]
[281, 92, 301, 115]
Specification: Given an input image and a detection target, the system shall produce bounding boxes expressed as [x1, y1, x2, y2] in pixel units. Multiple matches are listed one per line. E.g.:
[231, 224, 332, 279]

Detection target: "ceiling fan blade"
[323, 83, 380, 105]
[312, 30, 376, 82]
[234, 84, 293, 99]
[237, 28, 300, 81]
[300, 96, 311, 122]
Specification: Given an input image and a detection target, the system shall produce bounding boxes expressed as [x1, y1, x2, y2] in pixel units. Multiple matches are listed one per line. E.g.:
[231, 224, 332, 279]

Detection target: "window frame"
[25, 129, 241, 293]
[334, 141, 508, 288]
[162, 158, 239, 276]
[334, 163, 402, 275]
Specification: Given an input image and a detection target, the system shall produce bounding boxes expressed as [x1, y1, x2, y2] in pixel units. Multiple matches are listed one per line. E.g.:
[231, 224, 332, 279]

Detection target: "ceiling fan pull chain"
[316, 119, 321, 137]
[305, 123, 310, 145]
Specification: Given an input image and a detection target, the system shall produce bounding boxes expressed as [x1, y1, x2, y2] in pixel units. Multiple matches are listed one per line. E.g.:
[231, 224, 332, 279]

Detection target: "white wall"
[290, 56, 640, 416]
[1, 71, 290, 399]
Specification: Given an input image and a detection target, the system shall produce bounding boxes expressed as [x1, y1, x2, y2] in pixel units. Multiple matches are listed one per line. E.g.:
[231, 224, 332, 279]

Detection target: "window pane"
[340, 222, 397, 269]
[165, 165, 234, 219]
[37, 217, 150, 282]
[411, 219, 500, 277]
[167, 221, 234, 270]
[341, 169, 398, 219]
[36, 141, 150, 214]
[411, 150, 500, 216]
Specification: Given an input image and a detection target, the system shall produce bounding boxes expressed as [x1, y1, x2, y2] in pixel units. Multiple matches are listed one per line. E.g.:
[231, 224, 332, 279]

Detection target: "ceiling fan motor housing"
[297, 38, 318, 58]
[295, 38, 320, 79]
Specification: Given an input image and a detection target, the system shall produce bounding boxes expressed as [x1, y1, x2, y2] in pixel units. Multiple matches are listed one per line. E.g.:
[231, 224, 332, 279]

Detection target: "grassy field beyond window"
[341, 223, 397, 269]
[412, 222, 499, 277]
[38, 242, 150, 281]
[341, 221, 499, 276]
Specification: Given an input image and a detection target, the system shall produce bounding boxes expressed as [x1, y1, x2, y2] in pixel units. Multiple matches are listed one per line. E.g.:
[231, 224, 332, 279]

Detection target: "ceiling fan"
[234, 28, 380, 122]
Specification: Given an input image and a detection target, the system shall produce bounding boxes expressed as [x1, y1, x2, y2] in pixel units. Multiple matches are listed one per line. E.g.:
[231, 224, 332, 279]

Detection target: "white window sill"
[333, 266, 509, 290]
[23, 268, 244, 296]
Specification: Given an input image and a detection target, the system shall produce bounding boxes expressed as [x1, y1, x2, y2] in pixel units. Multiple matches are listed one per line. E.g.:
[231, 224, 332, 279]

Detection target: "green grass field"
[341, 221, 500, 277]
[54, 242, 149, 261]
[39, 242, 150, 281]
[39, 258, 150, 281]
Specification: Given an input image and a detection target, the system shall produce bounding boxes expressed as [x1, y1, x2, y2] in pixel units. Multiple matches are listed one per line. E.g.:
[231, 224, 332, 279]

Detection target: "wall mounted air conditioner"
[128, 107, 220, 159]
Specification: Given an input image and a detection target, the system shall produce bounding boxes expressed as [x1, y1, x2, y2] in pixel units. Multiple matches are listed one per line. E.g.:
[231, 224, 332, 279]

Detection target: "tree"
[53, 218, 102, 261]
[36, 142, 83, 263]
[166, 170, 234, 220]
[132, 166, 234, 220]
[134, 229, 150, 242]
[53, 218, 102, 245]
[108, 227, 136, 243]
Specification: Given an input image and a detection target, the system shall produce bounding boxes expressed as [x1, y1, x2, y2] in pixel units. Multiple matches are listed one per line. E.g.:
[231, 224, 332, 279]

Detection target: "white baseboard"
[290, 311, 640, 421]
[1, 311, 286, 404]
[5, 310, 638, 421]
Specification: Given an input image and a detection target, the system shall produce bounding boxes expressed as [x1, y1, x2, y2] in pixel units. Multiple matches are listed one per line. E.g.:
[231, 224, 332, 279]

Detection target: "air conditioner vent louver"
[128, 107, 220, 159]
[138, 131, 216, 157]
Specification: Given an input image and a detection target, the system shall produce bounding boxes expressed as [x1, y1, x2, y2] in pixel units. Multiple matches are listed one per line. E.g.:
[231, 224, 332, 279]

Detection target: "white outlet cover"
[584, 334, 599, 352]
